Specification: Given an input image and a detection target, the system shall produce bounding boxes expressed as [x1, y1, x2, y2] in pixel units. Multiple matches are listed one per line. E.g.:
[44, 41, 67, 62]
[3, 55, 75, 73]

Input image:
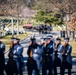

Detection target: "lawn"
[69, 41, 76, 56]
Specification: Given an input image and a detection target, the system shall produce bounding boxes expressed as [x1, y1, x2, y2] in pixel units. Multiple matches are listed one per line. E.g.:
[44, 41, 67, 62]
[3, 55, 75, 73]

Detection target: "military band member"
[61, 38, 72, 75]
[27, 37, 40, 75]
[54, 38, 64, 75]
[12, 38, 23, 75]
[0, 38, 5, 75]
[33, 39, 44, 75]
[42, 36, 55, 75]
[48, 36, 55, 74]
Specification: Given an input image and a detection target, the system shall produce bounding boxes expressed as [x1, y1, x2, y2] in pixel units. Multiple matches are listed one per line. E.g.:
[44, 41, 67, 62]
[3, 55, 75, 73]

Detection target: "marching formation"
[27, 36, 72, 75]
[0, 35, 72, 75]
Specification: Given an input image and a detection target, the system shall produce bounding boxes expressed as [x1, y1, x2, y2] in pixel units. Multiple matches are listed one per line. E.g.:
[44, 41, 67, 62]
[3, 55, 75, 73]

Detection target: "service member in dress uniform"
[61, 38, 72, 75]
[12, 38, 23, 75]
[48, 35, 55, 74]
[34, 39, 45, 75]
[54, 38, 64, 75]
[6, 40, 18, 75]
[0, 38, 5, 75]
[27, 37, 40, 75]
[42, 36, 55, 75]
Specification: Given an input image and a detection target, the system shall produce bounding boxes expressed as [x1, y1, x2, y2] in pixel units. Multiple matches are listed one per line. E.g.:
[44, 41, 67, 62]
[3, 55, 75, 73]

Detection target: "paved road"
[5, 31, 76, 75]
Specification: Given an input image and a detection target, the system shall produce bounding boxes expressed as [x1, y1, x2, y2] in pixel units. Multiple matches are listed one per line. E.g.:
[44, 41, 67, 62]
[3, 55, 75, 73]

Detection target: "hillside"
[0, 0, 36, 17]
[0, 0, 76, 18]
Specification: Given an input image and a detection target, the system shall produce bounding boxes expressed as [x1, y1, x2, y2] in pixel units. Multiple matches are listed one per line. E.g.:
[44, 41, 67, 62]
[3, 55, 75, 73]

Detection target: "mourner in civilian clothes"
[6, 41, 18, 75]
[27, 37, 40, 75]
[0, 38, 5, 75]
[61, 38, 72, 75]
[42, 36, 54, 75]
[54, 38, 64, 75]
[12, 38, 23, 75]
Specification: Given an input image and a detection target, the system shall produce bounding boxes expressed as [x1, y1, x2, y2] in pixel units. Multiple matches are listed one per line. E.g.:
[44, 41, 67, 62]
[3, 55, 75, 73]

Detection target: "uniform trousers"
[6, 60, 18, 75]
[42, 57, 53, 75]
[14, 57, 22, 75]
[0, 53, 5, 75]
[54, 57, 62, 75]
[61, 61, 72, 75]
[27, 57, 40, 75]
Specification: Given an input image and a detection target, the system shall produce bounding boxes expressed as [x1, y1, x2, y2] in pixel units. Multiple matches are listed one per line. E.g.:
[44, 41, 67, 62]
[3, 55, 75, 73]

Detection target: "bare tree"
[50, 0, 76, 37]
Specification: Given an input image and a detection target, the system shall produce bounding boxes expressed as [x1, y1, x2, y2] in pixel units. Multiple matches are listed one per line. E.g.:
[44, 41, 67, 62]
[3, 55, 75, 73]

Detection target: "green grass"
[70, 41, 76, 56]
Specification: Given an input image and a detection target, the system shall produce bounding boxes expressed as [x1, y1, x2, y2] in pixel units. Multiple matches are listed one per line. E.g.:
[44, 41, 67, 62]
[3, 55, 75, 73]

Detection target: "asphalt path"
[5, 31, 76, 75]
